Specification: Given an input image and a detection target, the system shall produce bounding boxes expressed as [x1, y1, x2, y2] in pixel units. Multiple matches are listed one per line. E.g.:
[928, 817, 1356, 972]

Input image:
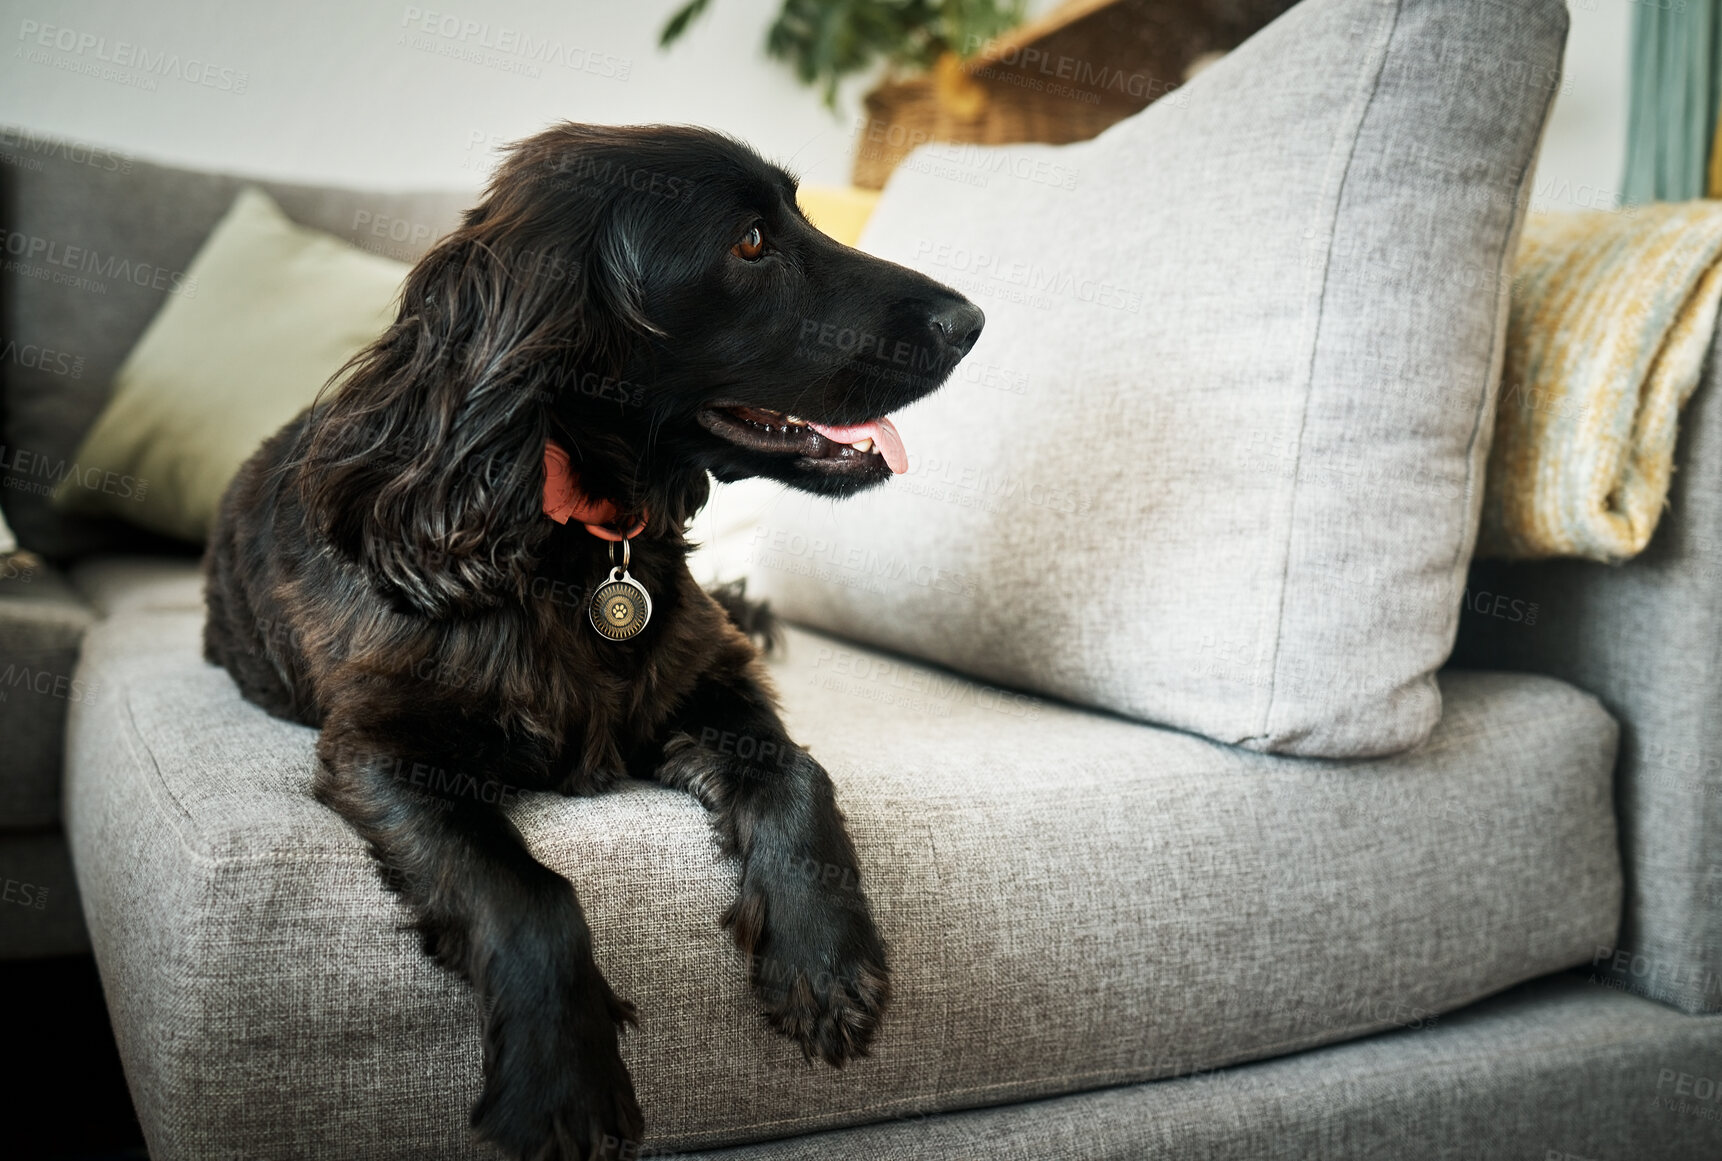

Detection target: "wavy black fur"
[202, 122, 981, 1160]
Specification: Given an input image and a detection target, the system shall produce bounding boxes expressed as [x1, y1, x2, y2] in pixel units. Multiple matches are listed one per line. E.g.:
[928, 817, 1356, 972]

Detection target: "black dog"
[202, 123, 982, 1159]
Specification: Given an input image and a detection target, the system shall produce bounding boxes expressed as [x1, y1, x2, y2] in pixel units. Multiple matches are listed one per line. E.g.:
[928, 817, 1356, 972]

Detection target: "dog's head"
[302, 123, 981, 616]
[498, 123, 983, 495]
[547, 126, 983, 493]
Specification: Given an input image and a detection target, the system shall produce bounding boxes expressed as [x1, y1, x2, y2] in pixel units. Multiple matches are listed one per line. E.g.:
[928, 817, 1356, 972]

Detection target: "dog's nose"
[928, 299, 985, 357]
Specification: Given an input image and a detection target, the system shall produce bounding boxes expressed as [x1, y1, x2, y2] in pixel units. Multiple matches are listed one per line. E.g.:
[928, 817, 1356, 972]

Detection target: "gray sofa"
[3, 134, 1722, 1161]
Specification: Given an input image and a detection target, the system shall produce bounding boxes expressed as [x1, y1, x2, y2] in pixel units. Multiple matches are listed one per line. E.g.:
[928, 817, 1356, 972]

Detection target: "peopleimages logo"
[1, 877, 49, 910]
[748, 526, 980, 600]
[0, 337, 83, 379]
[0, 443, 148, 503]
[0, 663, 99, 705]
[0, 123, 132, 173]
[960, 34, 1188, 106]
[398, 7, 631, 80]
[852, 119, 1080, 192]
[16, 20, 250, 93]
[0, 228, 196, 297]
[913, 240, 1145, 313]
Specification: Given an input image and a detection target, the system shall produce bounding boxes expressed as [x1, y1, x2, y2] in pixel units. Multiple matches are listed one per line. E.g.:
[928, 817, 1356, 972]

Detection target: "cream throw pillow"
[54, 187, 408, 542]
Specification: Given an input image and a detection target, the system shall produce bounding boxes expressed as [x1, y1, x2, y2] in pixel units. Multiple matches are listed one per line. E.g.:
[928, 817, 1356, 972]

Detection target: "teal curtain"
[1623, 0, 1722, 204]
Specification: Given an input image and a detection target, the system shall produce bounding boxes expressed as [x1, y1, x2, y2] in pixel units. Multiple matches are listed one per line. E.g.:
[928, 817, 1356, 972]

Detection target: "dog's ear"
[298, 127, 669, 618]
[298, 181, 648, 618]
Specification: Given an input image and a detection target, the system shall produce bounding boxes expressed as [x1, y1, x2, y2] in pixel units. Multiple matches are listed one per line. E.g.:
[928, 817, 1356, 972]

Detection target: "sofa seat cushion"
[65, 576, 1621, 1159]
[675, 975, 1722, 1161]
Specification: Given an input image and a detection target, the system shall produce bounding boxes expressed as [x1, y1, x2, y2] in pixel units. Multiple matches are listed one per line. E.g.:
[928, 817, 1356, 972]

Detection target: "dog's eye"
[732, 224, 765, 261]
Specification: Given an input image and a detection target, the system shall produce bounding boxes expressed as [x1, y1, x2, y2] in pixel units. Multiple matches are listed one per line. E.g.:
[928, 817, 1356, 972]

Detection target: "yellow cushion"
[797, 185, 880, 249]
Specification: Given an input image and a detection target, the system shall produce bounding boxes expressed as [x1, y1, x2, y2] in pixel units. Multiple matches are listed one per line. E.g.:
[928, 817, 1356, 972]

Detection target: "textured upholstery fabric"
[67, 600, 1620, 1158]
[1456, 333, 1722, 1016]
[678, 976, 1722, 1161]
[55, 187, 409, 542]
[747, 0, 1567, 758]
[0, 145, 469, 558]
[66, 553, 204, 618]
[0, 829, 89, 958]
[0, 558, 95, 827]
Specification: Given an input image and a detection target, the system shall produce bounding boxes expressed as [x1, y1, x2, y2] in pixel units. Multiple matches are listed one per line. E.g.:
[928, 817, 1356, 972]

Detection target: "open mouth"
[698, 405, 909, 475]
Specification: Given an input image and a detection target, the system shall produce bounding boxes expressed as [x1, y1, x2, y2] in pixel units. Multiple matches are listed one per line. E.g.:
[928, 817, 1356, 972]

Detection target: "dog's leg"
[659, 672, 889, 1066]
[315, 717, 643, 1161]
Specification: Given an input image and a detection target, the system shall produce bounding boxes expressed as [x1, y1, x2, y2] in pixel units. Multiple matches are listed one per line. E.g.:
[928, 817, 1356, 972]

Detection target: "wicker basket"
[851, 0, 1297, 189]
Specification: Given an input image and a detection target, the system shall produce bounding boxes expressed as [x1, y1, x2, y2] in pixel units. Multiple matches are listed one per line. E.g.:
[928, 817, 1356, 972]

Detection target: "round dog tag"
[590, 567, 651, 640]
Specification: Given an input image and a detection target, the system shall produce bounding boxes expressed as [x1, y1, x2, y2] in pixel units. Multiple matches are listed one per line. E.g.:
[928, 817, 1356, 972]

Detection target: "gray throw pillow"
[745, 0, 1568, 757]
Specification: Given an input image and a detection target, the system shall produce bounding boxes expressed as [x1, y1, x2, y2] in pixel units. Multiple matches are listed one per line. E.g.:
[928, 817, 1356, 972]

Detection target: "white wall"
[1534, 0, 1631, 212]
[0, 0, 903, 191]
[0, 0, 1626, 195]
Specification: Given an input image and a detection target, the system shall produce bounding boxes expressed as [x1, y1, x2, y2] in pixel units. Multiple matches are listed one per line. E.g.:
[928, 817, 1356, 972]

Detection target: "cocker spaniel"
[202, 123, 983, 1160]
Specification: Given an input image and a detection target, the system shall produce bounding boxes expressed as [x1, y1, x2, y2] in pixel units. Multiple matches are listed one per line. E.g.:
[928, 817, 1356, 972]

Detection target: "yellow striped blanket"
[1479, 203, 1722, 562]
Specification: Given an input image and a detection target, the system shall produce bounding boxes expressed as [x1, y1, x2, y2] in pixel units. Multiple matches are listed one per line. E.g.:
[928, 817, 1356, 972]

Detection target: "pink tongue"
[808, 417, 908, 474]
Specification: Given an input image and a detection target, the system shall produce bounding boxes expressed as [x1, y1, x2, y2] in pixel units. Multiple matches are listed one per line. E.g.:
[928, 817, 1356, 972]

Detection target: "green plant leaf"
[752, 0, 1027, 109]
[659, 0, 714, 48]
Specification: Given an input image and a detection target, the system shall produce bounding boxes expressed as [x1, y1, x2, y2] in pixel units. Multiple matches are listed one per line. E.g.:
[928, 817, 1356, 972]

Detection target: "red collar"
[542, 440, 647, 541]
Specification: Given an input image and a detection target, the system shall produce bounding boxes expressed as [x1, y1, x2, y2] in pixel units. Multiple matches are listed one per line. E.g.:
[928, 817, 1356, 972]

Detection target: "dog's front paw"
[727, 857, 890, 1067]
[760, 941, 890, 1068]
[471, 981, 643, 1161]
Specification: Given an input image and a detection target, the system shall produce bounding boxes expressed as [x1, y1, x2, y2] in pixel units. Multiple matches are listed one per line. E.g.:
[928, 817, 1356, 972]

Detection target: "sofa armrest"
[1453, 340, 1722, 1015]
[0, 555, 97, 828]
